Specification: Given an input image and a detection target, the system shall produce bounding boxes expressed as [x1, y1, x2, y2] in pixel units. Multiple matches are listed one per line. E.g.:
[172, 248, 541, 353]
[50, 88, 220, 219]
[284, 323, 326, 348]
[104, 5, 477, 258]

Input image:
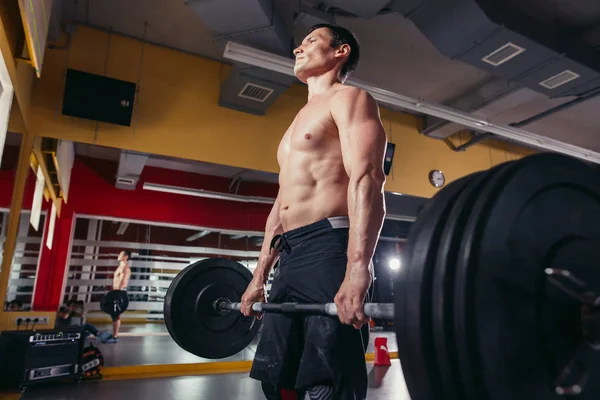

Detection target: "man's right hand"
[240, 278, 266, 319]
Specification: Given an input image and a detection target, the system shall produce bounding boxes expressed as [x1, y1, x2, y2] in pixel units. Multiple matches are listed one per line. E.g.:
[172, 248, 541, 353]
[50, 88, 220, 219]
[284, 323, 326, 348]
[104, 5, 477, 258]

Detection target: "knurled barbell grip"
[223, 302, 394, 320]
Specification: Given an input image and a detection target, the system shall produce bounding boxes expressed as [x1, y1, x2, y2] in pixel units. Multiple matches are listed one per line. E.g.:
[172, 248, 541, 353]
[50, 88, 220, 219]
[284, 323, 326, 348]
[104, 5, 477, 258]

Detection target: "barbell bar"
[217, 299, 395, 320]
[164, 153, 600, 400]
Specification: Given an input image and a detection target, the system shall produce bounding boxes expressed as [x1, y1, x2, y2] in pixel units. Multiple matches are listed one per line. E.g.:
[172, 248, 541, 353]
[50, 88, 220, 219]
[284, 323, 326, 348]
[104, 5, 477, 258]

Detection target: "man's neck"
[306, 72, 343, 100]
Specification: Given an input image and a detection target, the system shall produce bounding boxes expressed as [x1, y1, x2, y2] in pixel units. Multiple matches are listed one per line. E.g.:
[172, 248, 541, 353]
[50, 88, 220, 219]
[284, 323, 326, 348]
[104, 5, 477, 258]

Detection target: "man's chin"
[293, 68, 307, 83]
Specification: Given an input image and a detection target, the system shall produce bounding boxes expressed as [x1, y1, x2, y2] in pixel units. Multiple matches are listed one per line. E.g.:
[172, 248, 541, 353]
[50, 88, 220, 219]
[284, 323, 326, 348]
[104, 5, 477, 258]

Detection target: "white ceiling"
[57, 0, 600, 153]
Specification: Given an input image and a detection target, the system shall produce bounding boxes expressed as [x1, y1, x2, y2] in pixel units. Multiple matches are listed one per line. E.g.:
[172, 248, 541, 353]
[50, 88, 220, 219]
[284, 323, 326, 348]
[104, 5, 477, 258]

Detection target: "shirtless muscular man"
[104, 250, 132, 344]
[241, 24, 388, 400]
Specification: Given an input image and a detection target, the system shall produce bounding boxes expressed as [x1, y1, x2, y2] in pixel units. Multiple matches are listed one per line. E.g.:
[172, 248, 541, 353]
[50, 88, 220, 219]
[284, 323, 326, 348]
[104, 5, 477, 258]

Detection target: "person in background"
[103, 250, 132, 344]
[56, 299, 108, 341]
[7, 299, 23, 311]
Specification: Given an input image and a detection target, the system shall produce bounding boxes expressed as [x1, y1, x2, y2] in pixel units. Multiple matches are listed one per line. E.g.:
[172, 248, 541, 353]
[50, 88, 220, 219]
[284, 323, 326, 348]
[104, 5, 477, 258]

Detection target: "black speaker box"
[0, 328, 85, 390]
[62, 68, 136, 126]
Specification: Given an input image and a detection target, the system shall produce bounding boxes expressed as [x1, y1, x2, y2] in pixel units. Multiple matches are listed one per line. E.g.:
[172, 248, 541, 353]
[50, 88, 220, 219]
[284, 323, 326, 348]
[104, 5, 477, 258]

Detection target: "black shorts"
[249, 217, 369, 399]
[107, 290, 127, 322]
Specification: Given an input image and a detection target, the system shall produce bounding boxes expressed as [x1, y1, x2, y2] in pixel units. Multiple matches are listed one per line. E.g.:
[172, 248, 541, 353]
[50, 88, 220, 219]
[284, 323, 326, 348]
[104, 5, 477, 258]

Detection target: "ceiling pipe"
[512, 86, 600, 128]
[454, 85, 600, 152]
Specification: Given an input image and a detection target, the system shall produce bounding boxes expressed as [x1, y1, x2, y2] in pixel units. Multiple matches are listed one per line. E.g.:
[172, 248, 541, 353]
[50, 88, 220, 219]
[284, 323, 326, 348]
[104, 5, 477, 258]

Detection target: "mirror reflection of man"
[103, 250, 131, 344]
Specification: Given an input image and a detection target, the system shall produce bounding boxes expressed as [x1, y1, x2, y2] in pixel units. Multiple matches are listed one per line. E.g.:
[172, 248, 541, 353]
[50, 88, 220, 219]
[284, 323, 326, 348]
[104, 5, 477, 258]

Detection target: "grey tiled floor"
[91, 323, 397, 367]
[21, 360, 410, 400]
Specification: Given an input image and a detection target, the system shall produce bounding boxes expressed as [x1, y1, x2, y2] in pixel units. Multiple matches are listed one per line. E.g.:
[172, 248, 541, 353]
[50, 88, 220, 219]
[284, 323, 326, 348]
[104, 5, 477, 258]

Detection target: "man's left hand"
[334, 268, 371, 329]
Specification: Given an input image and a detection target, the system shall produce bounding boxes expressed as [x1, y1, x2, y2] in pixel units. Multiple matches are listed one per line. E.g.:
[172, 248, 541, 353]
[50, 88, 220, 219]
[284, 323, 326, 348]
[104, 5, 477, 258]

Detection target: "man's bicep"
[333, 89, 388, 179]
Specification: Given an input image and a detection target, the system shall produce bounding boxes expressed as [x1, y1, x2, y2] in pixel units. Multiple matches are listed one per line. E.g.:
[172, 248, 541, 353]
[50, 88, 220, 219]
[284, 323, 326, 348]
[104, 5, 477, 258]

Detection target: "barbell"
[164, 153, 600, 400]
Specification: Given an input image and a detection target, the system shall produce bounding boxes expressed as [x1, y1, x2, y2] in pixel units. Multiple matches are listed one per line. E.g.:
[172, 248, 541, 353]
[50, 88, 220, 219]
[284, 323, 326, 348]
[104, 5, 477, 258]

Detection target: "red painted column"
[32, 208, 74, 311]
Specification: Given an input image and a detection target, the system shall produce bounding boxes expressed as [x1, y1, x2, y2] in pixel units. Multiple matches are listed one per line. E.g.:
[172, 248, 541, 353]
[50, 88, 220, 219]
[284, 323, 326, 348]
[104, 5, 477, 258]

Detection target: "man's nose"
[293, 47, 303, 56]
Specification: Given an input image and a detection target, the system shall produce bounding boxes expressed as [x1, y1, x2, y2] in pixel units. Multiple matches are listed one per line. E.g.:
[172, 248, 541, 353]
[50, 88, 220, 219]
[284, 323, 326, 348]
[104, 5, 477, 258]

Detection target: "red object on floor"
[281, 388, 299, 399]
[374, 337, 391, 366]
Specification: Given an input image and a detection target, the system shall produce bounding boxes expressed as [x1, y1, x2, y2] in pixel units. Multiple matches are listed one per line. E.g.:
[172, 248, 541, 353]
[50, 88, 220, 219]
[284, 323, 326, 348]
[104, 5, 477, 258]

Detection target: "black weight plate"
[101, 290, 129, 314]
[431, 162, 510, 400]
[394, 172, 482, 400]
[454, 153, 600, 400]
[164, 258, 261, 359]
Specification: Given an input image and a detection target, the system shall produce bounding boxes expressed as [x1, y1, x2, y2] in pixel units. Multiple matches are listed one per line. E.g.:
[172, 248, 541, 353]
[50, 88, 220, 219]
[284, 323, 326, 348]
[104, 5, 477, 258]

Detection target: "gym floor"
[3, 324, 401, 400]
[20, 360, 409, 400]
[91, 323, 398, 367]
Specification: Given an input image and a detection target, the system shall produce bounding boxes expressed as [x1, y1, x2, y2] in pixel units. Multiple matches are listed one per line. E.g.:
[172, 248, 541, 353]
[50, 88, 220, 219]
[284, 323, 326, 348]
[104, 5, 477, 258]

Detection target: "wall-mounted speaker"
[62, 69, 136, 127]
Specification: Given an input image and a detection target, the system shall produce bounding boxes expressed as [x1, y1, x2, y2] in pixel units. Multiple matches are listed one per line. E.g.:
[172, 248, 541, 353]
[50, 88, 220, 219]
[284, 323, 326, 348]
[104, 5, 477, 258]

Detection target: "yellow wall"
[14, 24, 532, 198]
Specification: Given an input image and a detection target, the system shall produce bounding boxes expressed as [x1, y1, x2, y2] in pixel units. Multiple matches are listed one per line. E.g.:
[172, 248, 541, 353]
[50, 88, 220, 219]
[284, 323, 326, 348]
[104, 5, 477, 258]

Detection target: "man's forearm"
[346, 174, 386, 276]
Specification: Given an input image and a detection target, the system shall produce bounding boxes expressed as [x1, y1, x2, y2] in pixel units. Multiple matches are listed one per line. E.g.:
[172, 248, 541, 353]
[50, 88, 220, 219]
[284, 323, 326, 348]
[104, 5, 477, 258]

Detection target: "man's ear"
[335, 44, 351, 59]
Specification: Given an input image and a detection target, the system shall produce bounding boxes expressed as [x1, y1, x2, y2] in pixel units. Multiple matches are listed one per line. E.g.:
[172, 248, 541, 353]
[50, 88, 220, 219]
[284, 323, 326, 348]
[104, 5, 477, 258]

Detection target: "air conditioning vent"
[116, 176, 136, 186]
[237, 83, 274, 103]
[539, 70, 581, 89]
[482, 42, 525, 66]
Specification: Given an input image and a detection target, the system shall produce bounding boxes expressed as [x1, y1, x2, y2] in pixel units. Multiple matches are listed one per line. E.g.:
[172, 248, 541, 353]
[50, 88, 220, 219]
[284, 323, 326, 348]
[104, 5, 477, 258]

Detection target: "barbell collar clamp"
[213, 297, 231, 316]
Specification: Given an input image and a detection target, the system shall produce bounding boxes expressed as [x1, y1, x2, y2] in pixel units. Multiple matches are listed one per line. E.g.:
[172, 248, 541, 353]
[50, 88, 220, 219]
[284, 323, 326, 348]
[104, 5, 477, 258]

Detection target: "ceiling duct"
[323, 0, 393, 19]
[115, 151, 148, 190]
[421, 77, 575, 139]
[186, 0, 295, 115]
[387, 0, 600, 99]
[294, 3, 336, 26]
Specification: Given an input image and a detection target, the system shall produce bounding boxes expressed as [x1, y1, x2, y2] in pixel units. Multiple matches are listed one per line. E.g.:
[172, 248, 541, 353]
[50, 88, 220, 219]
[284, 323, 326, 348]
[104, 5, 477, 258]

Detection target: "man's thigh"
[296, 314, 368, 397]
[250, 276, 304, 389]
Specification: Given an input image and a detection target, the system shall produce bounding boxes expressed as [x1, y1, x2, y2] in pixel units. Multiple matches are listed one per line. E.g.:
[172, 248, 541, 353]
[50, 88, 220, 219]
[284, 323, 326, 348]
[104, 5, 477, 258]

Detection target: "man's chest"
[278, 104, 338, 157]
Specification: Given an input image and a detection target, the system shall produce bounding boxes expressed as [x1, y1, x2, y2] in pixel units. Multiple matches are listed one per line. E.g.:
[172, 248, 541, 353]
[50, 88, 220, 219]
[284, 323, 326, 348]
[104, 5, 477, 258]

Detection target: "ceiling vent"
[539, 70, 581, 90]
[116, 176, 136, 186]
[115, 150, 148, 190]
[219, 66, 294, 115]
[237, 83, 274, 103]
[482, 43, 526, 66]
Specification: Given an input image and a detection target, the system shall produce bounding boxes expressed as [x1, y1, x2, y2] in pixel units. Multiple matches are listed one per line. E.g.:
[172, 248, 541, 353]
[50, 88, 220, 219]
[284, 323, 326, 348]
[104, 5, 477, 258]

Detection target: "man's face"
[293, 28, 347, 83]
[118, 251, 126, 262]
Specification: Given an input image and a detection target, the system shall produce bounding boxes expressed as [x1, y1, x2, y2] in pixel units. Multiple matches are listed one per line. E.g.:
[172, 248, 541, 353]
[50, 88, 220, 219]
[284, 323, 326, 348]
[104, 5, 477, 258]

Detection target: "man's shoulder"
[329, 86, 379, 121]
[330, 86, 376, 109]
[333, 85, 372, 100]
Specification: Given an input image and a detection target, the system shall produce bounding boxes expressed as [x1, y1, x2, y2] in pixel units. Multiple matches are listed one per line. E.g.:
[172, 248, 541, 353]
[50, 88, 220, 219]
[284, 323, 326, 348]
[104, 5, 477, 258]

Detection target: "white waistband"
[327, 216, 350, 229]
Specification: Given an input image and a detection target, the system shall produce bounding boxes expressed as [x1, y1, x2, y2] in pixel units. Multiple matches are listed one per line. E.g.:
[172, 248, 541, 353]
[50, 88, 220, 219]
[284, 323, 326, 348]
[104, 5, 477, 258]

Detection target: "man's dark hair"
[123, 250, 132, 259]
[308, 23, 360, 82]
